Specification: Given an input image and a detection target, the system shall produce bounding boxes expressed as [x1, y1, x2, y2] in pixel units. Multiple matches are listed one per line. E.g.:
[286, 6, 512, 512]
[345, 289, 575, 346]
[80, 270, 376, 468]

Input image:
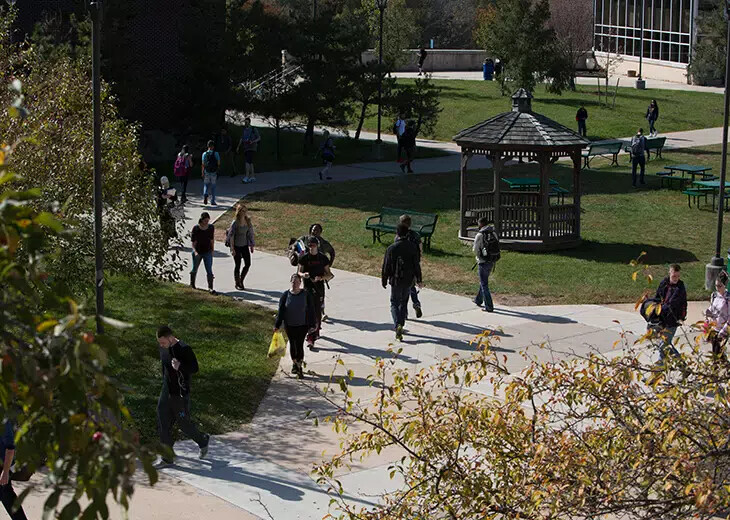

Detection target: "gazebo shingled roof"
[453, 89, 590, 153]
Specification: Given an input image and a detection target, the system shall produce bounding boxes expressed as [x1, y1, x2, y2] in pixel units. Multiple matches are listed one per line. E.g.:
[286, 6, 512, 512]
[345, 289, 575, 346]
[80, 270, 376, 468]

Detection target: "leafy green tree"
[482, 0, 570, 94]
[350, 60, 393, 140]
[0, 10, 183, 292]
[1, 83, 157, 520]
[688, 2, 728, 86]
[385, 75, 442, 138]
[361, 0, 418, 69]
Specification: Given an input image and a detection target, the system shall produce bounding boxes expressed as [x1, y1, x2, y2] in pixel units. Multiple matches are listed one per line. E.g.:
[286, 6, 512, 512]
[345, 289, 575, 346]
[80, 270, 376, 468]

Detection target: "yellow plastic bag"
[267, 331, 287, 358]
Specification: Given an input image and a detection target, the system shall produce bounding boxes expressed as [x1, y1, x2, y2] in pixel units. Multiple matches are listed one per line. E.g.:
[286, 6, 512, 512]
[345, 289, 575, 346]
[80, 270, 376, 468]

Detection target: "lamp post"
[705, 2, 730, 288]
[91, 0, 104, 332]
[375, 0, 388, 157]
[636, 0, 646, 89]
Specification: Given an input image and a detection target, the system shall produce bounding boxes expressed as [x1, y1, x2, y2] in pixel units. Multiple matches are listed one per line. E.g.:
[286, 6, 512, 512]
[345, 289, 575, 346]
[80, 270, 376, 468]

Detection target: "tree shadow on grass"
[552, 241, 698, 264]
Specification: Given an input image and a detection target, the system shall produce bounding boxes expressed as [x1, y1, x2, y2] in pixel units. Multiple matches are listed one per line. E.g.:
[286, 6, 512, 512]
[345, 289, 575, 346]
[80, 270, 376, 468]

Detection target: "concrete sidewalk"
[149, 149, 710, 518]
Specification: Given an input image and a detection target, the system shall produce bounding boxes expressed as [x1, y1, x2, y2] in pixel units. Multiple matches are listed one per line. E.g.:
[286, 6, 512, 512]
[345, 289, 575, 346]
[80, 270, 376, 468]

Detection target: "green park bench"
[581, 140, 622, 169]
[682, 187, 714, 208]
[365, 207, 438, 250]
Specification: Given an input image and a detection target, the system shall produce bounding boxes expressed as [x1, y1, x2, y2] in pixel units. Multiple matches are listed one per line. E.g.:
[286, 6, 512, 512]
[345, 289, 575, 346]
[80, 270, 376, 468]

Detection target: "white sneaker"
[242, 177, 250, 184]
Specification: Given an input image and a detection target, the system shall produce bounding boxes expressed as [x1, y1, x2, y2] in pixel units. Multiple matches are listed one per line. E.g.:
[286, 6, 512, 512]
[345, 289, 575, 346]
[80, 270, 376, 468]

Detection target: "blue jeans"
[577, 119, 586, 137]
[390, 284, 411, 328]
[474, 262, 494, 311]
[203, 172, 217, 203]
[631, 156, 646, 185]
[651, 325, 679, 361]
[410, 286, 421, 308]
[648, 119, 656, 135]
[191, 251, 213, 276]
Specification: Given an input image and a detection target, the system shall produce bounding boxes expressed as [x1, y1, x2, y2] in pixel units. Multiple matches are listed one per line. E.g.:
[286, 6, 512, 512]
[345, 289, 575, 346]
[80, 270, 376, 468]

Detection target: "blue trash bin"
[483, 60, 494, 81]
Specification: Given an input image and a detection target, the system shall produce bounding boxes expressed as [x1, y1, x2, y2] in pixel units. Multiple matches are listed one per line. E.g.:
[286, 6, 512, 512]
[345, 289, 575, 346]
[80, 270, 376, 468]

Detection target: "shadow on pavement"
[317, 336, 420, 364]
[326, 318, 395, 333]
[403, 333, 515, 353]
[417, 320, 513, 338]
[491, 308, 577, 324]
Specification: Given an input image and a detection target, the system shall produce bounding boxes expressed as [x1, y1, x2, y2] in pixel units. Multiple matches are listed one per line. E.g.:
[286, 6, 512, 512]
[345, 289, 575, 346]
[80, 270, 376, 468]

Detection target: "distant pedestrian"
[297, 237, 334, 349]
[649, 264, 687, 364]
[237, 117, 261, 184]
[576, 106, 588, 137]
[381, 224, 423, 341]
[394, 113, 407, 163]
[646, 99, 659, 137]
[191, 212, 216, 293]
[400, 120, 417, 173]
[630, 128, 647, 187]
[417, 47, 428, 75]
[473, 217, 499, 313]
[704, 270, 730, 364]
[156, 176, 178, 240]
[216, 127, 236, 177]
[201, 140, 220, 206]
[399, 214, 424, 318]
[173, 145, 193, 203]
[275, 273, 317, 378]
[225, 203, 255, 291]
[156, 325, 210, 465]
[317, 130, 336, 181]
[494, 59, 503, 79]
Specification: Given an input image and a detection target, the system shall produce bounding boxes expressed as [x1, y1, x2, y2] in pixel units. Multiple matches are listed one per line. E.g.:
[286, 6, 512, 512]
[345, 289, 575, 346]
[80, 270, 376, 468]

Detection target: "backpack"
[393, 256, 406, 285]
[204, 150, 219, 173]
[287, 238, 307, 266]
[630, 136, 645, 157]
[640, 297, 662, 324]
[484, 231, 501, 263]
[393, 121, 400, 135]
[224, 222, 235, 248]
[173, 154, 187, 177]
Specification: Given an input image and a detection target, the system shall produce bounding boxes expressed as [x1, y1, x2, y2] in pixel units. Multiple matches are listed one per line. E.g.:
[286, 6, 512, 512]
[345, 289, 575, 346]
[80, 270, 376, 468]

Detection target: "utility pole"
[91, 0, 105, 332]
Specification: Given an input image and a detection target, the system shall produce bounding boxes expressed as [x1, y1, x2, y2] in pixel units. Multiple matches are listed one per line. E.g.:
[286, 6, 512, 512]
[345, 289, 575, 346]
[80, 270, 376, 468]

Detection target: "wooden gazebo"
[453, 89, 590, 251]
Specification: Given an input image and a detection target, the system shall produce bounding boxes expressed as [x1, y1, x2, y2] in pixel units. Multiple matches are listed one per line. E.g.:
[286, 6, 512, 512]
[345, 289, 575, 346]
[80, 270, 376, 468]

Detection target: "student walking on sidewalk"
[399, 121, 417, 173]
[382, 224, 422, 341]
[156, 325, 210, 465]
[704, 270, 730, 364]
[473, 217, 499, 312]
[275, 274, 317, 378]
[237, 117, 261, 183]
[173, 145, 193, 203]
[297, 237, 334, 350]
[191, 212, 216, 293]
[646, 99, 660, 137]
[201, 141, 220, 206]
[399, 214, 424, 318]
[299, 223, 336, 320]
[226, 204, 255, 290]
[317, 131, 336, 181]
[629, 128, 648, 187]
[649, 263, 687, 364]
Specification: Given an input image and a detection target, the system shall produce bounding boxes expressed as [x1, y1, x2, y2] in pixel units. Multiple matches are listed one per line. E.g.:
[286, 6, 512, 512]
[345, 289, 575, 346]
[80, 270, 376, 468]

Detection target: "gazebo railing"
[464, 191, 495, 224]
[548, 204, 578, 238]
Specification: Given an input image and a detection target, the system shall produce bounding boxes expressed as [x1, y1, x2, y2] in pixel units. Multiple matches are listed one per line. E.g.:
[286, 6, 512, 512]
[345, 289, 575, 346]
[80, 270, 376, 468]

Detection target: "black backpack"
[485, 231, 501, 263]
[393, 256, 406, 285]
[204, 150, 219, 173]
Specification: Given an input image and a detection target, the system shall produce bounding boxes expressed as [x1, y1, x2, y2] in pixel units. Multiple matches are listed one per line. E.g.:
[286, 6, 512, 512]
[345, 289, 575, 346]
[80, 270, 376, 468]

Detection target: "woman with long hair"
[645, 99, 659, 137]
[226, 204, 255, 290]
[274, 273, 316, 378]
[173, 145, 193, 203]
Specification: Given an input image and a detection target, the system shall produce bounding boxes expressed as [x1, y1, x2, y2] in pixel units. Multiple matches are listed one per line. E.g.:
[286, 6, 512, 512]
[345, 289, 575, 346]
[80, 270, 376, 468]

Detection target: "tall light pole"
[636, 0, 646, 89]
[91, 0, 104, 333]
[706, 2, 730, 289]
[375, 0, 388, 156]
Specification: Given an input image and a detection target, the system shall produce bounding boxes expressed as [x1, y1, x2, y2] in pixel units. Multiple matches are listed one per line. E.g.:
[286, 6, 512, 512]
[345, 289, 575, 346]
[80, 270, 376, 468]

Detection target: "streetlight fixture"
[90, 0, 104, 332]
[375, 0, 388, 157]
[705, 1, 730, 289]
[636, 0, 646, 89]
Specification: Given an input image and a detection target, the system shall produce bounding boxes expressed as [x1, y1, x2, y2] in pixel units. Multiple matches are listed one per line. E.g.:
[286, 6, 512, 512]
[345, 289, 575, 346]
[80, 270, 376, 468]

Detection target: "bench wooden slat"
[365, 207, 439, 249]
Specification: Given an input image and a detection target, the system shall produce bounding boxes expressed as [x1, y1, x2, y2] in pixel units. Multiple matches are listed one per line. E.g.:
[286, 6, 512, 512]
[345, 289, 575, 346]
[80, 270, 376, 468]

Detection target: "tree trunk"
[303, 118, 316, 154]
[354, 98, 370, 141]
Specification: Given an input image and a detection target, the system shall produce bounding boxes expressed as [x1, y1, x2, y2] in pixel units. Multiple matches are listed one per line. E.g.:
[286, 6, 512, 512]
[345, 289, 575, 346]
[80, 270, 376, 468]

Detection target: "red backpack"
[173, 154, 188, 177]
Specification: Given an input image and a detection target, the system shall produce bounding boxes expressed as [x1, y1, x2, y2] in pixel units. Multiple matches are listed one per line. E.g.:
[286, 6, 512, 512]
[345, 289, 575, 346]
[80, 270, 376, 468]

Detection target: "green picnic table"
[502, 177, 559, 190]
[692, 179, 730, 210]
[666, 164, 714, 181]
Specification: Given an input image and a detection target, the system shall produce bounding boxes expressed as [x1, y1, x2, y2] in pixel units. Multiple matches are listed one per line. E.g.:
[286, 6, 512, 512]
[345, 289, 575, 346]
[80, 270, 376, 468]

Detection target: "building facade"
[593, 0, 715, 82]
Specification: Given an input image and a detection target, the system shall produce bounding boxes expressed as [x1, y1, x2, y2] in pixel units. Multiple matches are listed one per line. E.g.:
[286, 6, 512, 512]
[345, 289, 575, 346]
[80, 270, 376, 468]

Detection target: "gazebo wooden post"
[459, 150, 471, 238]
[492, 154, 502, 237]
[539, 152, 551, 241]
[571, 149, 582, 238]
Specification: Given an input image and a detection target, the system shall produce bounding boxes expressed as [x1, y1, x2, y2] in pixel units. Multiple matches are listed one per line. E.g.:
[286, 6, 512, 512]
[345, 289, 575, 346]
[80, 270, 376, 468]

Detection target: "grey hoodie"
[473, 225, 495, 264]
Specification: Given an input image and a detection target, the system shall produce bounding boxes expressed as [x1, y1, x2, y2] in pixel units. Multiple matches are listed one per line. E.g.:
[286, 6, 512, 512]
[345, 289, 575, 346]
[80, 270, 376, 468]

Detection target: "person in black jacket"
[382, 224, 423, 341]
[275, 274, 317, 378]
[399, 121, 417, 174]
[649, 264, 688, 363]
[576, 106, 588, 137]
[156, 325, 210, 464]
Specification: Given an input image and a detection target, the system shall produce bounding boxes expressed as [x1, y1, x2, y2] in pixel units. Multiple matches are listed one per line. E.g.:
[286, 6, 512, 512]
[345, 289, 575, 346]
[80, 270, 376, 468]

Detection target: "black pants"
[233, 245, 251, 282]
[177, 175, 189, 199]
[712, 334, 727, 360]
[0, 483, 27, 520]
[632, 156, 646, 185]
[577, 120, 587, 137]
[306, 283, 325, 343]
[157, 385, 207, 450]
[286, 325, 308, 363]
[396, 136, 403, 161]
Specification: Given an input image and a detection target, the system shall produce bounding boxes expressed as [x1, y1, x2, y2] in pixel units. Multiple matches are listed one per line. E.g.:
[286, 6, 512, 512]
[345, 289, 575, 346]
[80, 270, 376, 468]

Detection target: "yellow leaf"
[632, 271, 638, 282]
[36, 319, 58, 333]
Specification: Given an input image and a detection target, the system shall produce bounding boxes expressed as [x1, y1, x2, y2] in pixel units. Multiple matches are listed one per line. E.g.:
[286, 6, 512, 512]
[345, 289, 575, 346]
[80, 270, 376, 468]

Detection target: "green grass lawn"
[149, 126, 446, 180]
[103, 275, 279, 443]
[216, 145, 730, 305]
[362, 80, 726, 142]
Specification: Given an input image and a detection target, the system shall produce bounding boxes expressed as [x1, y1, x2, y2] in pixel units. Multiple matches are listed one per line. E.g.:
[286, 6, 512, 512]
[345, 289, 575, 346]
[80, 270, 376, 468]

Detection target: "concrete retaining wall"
[595, 52, 689, 84]
[362, 49, 488, 72]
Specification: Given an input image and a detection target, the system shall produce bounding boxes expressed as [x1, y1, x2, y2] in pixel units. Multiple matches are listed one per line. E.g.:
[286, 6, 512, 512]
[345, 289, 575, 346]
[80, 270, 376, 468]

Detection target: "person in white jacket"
[705, 270, 730, 363]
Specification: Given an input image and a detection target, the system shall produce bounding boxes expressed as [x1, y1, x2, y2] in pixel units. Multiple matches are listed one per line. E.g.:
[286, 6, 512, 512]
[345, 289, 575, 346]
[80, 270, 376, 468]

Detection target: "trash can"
[483, 59, 494, 81]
